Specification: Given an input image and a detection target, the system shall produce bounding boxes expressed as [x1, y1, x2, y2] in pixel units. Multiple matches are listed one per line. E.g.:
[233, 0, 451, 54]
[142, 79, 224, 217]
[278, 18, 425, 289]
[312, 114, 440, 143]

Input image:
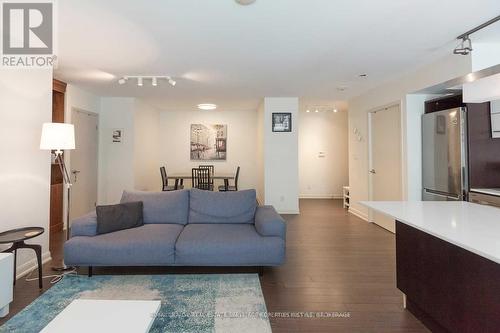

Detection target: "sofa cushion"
[175, 224, 285, 266]
[120, 190, 189, 225]
[64, 224, 184, 266]
[188, 189, 256, 224]
[96, 201, 143, 235]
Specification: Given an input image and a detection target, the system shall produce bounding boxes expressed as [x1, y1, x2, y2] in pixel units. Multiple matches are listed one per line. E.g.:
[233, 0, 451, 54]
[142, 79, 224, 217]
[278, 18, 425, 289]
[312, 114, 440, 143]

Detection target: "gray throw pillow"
[96, 201, 144, 235]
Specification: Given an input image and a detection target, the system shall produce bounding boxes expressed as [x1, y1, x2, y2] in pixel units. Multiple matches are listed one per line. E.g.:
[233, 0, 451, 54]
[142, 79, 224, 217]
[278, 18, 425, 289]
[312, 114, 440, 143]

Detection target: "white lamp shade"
[40, 123, 75, 150]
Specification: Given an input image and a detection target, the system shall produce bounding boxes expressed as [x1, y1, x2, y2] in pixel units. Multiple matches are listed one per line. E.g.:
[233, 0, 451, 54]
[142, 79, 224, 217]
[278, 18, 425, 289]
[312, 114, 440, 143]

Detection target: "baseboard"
[348, 207, 369, 221]
[16, 251, 52, 280]
[278, 210, 300, 215]
[299, 194, 343, 199]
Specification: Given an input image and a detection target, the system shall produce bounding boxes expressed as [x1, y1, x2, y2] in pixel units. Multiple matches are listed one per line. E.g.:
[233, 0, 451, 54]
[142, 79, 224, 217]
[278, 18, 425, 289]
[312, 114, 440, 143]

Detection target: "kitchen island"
[361, 201, 500, 333]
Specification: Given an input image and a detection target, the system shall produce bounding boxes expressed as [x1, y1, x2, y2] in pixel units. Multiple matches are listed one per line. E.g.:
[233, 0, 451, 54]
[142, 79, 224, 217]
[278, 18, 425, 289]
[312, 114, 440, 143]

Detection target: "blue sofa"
[64, 189, 286, 270]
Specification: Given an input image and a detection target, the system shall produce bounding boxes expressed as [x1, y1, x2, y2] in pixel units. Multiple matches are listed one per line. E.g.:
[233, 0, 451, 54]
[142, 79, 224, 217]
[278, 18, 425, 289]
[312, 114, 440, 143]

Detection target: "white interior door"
[369, 105, 402, 233]
[71, 109, 98, 220]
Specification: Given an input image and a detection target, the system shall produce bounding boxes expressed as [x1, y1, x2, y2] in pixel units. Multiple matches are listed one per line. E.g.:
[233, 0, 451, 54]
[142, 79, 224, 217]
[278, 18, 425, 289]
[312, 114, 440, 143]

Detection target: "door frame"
[66, 107, 99, 225]
[367, 102, 404, 224]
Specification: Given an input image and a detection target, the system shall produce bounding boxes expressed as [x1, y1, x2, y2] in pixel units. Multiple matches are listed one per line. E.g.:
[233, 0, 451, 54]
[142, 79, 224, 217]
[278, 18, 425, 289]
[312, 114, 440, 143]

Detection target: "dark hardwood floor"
[1, 199, 428, 332]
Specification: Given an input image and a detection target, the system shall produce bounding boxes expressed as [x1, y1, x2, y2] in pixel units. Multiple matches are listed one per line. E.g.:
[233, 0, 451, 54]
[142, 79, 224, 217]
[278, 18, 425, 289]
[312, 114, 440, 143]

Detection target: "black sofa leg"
[258, 267, 264, 277]
[88, 266, 93, 277]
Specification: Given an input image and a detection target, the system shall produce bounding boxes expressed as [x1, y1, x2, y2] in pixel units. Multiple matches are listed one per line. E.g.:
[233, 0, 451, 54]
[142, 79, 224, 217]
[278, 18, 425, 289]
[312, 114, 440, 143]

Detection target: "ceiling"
[54, 0, 500, 110]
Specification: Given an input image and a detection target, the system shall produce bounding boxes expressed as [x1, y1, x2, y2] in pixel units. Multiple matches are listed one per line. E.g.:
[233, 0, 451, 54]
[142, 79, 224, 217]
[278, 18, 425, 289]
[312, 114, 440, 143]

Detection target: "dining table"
[167, 173, 235, 189]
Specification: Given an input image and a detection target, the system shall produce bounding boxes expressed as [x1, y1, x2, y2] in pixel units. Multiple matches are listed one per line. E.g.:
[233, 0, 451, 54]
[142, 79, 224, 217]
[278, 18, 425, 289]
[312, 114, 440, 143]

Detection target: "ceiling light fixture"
[168, 77, 176, 86]
[118, 77, 128, 85]
[315, 109, 319, 113]
[235, 0, 256, 5]
[198, 103, 217, 111]
[137, 77, 143, 86]
[333, 109, 338, 113]
[152, 77, 157, 86]
[306, 109, 310, 113]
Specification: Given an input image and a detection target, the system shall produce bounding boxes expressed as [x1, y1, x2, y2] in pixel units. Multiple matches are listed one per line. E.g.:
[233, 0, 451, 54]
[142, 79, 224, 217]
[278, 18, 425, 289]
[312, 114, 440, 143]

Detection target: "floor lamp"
[40, 123, 75, 271]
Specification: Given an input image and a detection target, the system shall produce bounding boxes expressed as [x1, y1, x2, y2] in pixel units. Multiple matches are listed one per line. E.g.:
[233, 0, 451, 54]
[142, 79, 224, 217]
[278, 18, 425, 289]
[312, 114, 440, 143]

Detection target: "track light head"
[118, 77, 127, 85]
[152, 77, 158, 86]
[168, 78, 176, 86]
[137, 77, 143, 86]
[453, 36, 473, 55]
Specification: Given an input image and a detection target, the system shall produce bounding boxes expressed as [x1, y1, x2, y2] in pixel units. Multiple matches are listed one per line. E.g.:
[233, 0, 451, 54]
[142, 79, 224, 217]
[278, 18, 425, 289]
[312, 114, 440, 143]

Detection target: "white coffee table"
[41, 299, 161, 333]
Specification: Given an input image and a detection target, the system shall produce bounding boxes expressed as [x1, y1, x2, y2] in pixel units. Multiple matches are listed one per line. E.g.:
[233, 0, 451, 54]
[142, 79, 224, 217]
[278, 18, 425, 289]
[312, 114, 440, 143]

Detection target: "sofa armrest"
[255, 205, 286, 239]
[70, 211, 97, 237]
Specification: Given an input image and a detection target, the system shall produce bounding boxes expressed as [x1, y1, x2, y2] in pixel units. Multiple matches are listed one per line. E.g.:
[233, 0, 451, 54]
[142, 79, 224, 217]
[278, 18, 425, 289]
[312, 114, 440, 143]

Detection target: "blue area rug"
[1, 274, 271, 333]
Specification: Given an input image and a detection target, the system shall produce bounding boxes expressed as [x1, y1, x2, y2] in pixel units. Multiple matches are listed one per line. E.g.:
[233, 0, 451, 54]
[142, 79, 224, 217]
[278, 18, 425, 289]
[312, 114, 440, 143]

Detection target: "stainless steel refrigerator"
[422, 107, 468, 201]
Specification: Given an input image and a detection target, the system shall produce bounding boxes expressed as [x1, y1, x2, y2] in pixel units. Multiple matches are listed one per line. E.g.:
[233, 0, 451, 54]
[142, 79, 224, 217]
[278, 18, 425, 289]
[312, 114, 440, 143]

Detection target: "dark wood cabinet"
[396, 221, 500, 333]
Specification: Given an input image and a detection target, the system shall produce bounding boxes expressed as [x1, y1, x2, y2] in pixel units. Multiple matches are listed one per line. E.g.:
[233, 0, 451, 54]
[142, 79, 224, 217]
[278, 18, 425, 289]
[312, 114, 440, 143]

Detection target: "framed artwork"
[190, 124, 227, 160]
[272, 113, 292, 132]
[112, 129, 123, 143]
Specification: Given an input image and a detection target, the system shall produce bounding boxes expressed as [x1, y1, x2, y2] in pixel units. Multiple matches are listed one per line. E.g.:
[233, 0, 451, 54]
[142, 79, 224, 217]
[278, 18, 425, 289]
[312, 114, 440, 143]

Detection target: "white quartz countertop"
[360, 201, 500, 264]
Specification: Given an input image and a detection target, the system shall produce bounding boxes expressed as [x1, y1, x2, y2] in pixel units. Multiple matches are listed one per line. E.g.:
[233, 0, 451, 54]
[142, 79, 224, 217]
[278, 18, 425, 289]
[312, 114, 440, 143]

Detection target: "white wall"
[134, 100, 161, 192]
[298, 106, 348, 198]
[348, 54, 472, 220]
[159, 108, 258, 191]
[0, 68, 52, 278]
[98, 97, 135, 204]
[256, 101, 265, 203]
[263, 97, 299, 213]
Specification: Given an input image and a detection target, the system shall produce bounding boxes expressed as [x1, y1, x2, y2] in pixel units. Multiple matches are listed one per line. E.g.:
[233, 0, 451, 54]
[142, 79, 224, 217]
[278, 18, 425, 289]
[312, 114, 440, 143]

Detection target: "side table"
[0, 227, 45, 289]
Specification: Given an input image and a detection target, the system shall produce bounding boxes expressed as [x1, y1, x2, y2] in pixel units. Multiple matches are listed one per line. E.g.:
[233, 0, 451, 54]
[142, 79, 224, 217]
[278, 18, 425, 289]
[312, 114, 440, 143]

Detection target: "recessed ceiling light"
[306, 109, 310, 113]
[333, 109, 338, 113]
[315, 109, 319, 113]
[235, 0, 256, 5]
[198, 103, 217, 110]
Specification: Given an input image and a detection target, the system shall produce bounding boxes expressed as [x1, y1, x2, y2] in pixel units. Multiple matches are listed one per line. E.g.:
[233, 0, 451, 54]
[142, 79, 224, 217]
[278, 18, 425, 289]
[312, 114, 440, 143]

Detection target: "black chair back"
[199, 165, 214, 185]
[160, 166, 168, 190]
[192, 168, 212, 190]
[234, 166, 240, 191]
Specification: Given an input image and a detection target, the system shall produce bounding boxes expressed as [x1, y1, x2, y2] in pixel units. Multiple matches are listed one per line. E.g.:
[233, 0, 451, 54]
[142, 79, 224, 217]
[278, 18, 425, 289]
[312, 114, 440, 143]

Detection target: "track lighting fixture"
[306, 105, 339, 114]
[453, 15, 500, 56]
[117, 75, 177, 87]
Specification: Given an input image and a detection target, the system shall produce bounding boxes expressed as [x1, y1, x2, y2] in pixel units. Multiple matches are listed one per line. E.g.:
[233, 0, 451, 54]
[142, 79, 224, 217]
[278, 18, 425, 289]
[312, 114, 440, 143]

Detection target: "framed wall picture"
[190, 124, 227, 160]
[272, 113, 292, 132]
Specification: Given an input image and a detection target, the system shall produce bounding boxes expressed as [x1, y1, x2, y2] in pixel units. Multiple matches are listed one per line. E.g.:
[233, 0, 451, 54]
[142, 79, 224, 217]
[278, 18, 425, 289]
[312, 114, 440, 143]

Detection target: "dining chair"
[218, 166, 240, 192]
[160, 166, 183, 191]
[192, 168, 213, 191]
[199, 165, 214, 187]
